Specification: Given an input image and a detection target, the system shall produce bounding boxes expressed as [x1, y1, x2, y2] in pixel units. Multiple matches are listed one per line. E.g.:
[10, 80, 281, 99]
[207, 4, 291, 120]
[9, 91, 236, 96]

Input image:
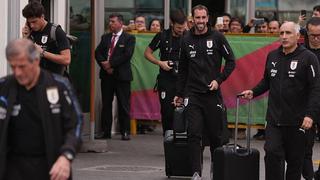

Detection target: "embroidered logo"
[46, 87, 59, 104]
[290, 60, 298, 70]
[41, 35, 48, 44]
[207, 40, 213, 48]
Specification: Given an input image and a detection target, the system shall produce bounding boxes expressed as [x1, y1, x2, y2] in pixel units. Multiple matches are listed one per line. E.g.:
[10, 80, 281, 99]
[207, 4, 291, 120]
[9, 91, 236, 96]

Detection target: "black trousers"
[264, 123, 306, 180]
[302, 126, 315, 180]
[101, 76, 131, 136]
[157, 77, 176, 134]
[5, 155, 50, 180]
[185, 92, 223, 174]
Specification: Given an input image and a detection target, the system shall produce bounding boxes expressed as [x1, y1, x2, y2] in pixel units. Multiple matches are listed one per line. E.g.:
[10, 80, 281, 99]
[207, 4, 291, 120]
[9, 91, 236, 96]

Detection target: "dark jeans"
[264, 124, 306, 180]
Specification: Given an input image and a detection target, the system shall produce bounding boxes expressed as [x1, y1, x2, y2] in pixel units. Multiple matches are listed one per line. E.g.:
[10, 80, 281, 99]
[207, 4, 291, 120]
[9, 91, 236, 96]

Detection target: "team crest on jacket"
[0, 107, 6, 120]
[207, 40, 213, 48]
[46, 87, 59, 104]
[161, 91, 166, 99]
[290, 60, 298, 70]
[41, 35, 48, 44]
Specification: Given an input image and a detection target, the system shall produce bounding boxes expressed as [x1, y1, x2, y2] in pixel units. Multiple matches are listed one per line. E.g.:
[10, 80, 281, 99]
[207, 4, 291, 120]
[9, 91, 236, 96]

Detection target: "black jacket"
[95, 31, 136, 81]
[177, 26, 236, 96]
[0, 70, 83, 180]
[252, 45, 320, 126]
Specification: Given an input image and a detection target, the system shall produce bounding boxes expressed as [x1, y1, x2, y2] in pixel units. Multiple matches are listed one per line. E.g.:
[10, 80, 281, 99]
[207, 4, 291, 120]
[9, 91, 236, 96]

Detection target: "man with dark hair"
[304, 16, 320, 180]
[174, 4, 235, 180]
[22, 1, 71, 76]
[221, 13, 232, 32]
[95, 13, 136, 140]
[229, 17, 244, 33]
[313, 5, 320, 17]
[144, 9, 187, 134]
[241, 22, 320, 180]
[269, 20, 281, 34]
[0, 38, 82, 180]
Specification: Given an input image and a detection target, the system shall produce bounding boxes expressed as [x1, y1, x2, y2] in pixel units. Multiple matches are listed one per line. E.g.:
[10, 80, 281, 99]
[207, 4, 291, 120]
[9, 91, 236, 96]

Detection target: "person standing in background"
[95, 13, 136, 140]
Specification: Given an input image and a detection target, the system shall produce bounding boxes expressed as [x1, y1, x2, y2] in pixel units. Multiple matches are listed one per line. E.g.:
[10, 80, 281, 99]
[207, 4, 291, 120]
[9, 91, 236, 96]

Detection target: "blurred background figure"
[187, 15, 194, 30]
[149, 18, 162, 32]
[135, 15, 147, 31]
[222, 13, 232, 32]
[229, 17, 244, 33]
[268, 20, 281, 33]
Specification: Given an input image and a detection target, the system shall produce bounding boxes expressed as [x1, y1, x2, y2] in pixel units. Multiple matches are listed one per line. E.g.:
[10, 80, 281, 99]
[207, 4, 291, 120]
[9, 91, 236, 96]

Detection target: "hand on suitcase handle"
[238, 90, 253, 99]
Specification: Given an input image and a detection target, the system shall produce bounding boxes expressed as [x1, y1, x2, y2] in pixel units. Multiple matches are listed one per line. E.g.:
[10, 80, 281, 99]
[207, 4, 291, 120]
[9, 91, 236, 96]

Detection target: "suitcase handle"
[234, 94, 252, 152]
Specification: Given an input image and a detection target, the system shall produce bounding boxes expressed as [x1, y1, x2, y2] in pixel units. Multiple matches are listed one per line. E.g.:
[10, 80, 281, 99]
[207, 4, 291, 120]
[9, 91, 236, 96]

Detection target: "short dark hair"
[306, 17, 320, 30]
[313, 5, 320, 12]
[221, 13, 232, 20]
[22, 1, 45, 18]
[170, 9, 187, 25]
[109, 13, 124, 23]
[192, 4, 209, 17]
[229, 17, 244, 28]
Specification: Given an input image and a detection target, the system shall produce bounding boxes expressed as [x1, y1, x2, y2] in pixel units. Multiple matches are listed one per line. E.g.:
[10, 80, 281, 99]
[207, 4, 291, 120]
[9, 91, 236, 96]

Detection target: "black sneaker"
[253, 129, 265, 140]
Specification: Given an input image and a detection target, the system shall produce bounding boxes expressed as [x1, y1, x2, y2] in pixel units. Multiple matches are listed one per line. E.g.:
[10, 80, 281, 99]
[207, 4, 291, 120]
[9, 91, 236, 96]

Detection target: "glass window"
[69, 0, 91, 112]
[230, 0, 247, 22]
[105, 0, 134, 8]
[136, 0, 163, 9]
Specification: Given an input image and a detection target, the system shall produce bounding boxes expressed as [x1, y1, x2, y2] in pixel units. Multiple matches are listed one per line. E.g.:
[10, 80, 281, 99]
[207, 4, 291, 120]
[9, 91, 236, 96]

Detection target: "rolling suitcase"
[212, 94, 260, 180]
[164, 131, 193, 178]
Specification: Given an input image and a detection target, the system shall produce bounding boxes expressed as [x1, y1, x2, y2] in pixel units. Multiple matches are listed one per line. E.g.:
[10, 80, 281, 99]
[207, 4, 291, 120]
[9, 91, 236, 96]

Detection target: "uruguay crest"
[41, 35, 48, 44]
[290, 60, 298, 70]
[207, 40, 213, 48]
[46, 87, 59, 104]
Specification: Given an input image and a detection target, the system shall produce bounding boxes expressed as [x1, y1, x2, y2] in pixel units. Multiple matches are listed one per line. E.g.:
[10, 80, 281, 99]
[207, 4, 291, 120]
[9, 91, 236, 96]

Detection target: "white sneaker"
[191, 172, 201, 180]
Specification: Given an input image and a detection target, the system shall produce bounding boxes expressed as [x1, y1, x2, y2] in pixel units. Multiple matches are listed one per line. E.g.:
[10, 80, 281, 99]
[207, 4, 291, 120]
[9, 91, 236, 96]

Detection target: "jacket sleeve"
[95, 34, 108, 69]
[59, 79, 83, 156]
[252, 55, 270, 97]
[109, 34, 136, 68]
[176, 41, 189, 97]
[305, 53, 320, 122]
[216, 33, 236, 85]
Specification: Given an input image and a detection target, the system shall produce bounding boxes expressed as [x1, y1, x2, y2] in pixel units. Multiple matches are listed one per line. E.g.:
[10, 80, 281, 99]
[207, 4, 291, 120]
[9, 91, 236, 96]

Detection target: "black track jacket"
[252, 45, 320, 126]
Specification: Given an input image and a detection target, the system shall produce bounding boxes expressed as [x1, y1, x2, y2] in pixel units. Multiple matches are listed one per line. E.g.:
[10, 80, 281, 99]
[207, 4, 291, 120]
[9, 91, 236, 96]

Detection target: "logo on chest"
[41, 35, 48, 44]
[290, 60, 298, 70]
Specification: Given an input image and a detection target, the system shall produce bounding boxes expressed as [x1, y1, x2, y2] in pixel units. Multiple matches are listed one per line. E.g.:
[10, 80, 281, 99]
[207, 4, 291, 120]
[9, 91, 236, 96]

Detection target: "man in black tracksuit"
[241, 22, 320, 180]
[174, 5, 235, 179]
[302, 17, 320, 180]
[0, 39, 83, 180]
[144, 10, 187, 134]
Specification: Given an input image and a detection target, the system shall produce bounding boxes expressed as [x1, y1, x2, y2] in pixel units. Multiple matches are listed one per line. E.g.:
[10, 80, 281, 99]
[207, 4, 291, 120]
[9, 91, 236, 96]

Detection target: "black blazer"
[95, 31, 136, 81]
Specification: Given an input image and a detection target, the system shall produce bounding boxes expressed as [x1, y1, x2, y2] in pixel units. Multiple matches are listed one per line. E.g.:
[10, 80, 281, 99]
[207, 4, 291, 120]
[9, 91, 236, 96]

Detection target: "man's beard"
[195, 23, 206, 32]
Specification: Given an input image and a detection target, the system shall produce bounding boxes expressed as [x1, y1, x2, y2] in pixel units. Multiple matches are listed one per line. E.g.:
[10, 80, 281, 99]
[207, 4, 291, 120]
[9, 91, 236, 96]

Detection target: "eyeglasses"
[308, 33, 320, 39]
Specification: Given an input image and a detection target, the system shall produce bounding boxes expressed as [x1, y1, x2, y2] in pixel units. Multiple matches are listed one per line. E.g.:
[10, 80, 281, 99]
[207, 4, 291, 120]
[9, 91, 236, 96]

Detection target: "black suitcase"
[164, 131, 193, 178]
[212, 95, 260, 180]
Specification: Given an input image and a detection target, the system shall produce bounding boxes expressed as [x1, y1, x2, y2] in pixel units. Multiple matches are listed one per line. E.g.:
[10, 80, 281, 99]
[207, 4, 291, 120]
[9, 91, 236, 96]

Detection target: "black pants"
[101, 76, 131, 136]
[264, 124, 306, 180]
[157, 78, 176, 134]
[302, 126, 315, 180]
[5, 155, 50, 180]
[185, 92, 223, 174]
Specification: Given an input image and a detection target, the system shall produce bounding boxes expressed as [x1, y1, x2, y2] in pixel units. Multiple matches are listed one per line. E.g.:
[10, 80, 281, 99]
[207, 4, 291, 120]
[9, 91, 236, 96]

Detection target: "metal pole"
[89, 0, 96, 141]
[164, 0, 170, 29]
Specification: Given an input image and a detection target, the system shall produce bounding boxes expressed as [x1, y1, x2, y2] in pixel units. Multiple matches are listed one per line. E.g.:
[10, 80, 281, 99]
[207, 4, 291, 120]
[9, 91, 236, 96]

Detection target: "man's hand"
[298, 15, 306, 25]
[49, 155, 71, 180]
[158, 61, 172, 71]
[34, 43, 44, 54]
[301, 116, 313, 130]
[101, 61, 111, 71]
[208, 80, 219, 91]
[240, 90, 253, 100]
[106, 68, 113, 74]
[173, 96, 183, 107]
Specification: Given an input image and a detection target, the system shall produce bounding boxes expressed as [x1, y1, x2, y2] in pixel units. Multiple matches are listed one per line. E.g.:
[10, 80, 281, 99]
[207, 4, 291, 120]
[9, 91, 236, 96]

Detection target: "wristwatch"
[62, 151, 74, 162]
